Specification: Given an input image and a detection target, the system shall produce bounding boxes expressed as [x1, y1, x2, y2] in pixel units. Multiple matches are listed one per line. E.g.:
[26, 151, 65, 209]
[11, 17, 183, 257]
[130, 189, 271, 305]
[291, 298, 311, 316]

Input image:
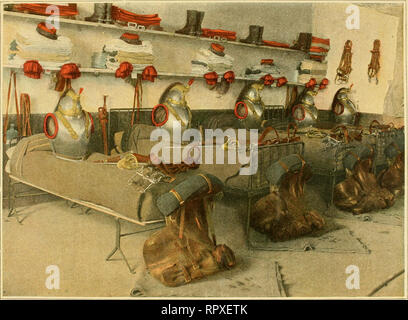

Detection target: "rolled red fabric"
[262, 74, 274, 85]
[60, 63, 81, 79]
[223, 71, 235, 84]
[262, 40, 290, 48]
[311, 36, 330, 46]
[204, 72, 218, 86]
[115, 62, 133, 79]
[142, 65, 158, 82]
[23, 60, 43, 79]
[111, 6, 161, 26]
[276, 77, 288, 87]
[14, 3, 78, 17]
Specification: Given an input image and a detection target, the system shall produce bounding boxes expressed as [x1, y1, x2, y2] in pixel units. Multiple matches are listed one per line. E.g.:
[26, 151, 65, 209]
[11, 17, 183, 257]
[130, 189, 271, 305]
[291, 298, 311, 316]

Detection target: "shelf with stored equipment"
[3, 64, 306, 87]
[3, 10, 308, 55]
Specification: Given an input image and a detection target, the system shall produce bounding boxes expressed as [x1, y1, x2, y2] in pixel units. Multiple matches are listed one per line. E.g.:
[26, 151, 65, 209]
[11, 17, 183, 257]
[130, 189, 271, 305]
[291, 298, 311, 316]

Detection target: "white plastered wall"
[312, 3, 401, 115]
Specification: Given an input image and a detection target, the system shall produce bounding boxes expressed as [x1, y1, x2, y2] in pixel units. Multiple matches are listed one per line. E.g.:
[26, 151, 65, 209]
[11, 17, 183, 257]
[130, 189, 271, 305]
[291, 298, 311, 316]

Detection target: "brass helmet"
[331, 87, 358, 125]
[44, 87, 93, 160]
[152, 82, 192, 135]
[291, 89, 318, 128]
[234, 81, 265, 129]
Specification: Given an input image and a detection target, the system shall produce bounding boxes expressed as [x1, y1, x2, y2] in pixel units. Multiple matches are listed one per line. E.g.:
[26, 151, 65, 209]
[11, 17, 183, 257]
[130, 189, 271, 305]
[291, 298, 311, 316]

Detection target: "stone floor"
[1, 191, 405, 298]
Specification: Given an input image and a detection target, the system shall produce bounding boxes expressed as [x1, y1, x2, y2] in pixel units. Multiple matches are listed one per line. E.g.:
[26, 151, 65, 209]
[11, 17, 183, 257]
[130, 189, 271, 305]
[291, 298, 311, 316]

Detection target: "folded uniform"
[244, 59, 282, 80]
[191, 43, 234, 74]
[8, 23, 73, 67]
[103, 33, 154, 71]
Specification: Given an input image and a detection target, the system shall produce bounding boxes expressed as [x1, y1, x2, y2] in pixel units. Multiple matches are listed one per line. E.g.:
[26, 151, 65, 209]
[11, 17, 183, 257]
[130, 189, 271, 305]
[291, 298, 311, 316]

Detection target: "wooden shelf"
[3, 10, 307, 55]
[3, 64, 305, 87]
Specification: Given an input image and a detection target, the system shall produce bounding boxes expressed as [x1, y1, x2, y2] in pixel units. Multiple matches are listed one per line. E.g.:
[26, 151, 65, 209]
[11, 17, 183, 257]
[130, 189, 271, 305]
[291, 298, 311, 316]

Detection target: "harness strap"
[20, 93, 32, 137]
[3, 71, 13, 144]
[170, 189, 185, 207]
[55, 109, 78, 140]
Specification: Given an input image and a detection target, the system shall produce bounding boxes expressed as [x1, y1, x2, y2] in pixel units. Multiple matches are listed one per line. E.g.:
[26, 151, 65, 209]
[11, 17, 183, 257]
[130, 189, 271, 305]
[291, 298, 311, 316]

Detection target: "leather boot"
[104, 3, 113, 24]
[176, 10, 197, 36]
[240, 25, 260, 44]
[195, 11, 205, 36]
[85, 3, 106, 23]
[291, 33, 312, 52]
[256, 26, 264, 45]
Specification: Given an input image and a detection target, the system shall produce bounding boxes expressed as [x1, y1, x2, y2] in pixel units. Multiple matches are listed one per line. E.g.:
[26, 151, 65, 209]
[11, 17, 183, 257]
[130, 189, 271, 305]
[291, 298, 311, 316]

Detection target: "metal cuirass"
[154, 83, 192, 135]
[291, 89, 318, 128]
[235, 82, 265, 129]
[44, 88, 92, 160]
[331, 88, 358, 125]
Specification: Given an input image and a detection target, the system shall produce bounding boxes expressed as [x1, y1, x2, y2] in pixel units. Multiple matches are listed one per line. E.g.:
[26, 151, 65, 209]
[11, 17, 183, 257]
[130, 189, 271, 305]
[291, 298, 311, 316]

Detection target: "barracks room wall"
[2, 1, 313, 115]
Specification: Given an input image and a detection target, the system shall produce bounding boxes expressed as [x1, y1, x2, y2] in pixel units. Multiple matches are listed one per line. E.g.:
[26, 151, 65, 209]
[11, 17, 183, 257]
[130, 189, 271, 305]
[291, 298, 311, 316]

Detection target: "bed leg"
[106, 218, 136, 274]
[246, 196, 253, 250]
[7, 178, 17, 219]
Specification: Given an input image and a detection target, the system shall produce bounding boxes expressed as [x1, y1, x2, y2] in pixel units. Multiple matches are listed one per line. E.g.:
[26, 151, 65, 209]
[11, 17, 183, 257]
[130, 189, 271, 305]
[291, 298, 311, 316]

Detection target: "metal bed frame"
[6, 174, 165, 273]
[368, 129, 403, 174]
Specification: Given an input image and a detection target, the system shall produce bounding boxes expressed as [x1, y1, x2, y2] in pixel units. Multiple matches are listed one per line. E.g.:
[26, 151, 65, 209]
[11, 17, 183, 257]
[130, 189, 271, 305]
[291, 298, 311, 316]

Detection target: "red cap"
[319, 78, 329, 90]
[262, 74, 274, 85]
[211, 43, 225, 53]
[261, 59, 274, 65]
[37, 22, 57, 35]
[121, 33, 139, 40]
[115, 62, 133, 79]
[142, 65, 157, 82]
[204, 72, 218, 86]
[223, 71, 235, 84]
[306, 78, 317, 89]
[60, 63, 81, 79]
[276, 77, 288, 87]
[23, 60, 43, 79]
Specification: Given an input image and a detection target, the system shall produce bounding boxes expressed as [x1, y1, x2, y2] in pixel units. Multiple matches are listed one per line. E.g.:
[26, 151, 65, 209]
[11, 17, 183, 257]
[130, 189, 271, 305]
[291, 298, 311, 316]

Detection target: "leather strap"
[368, 40, 381, 82]
[170, 189, 185, 206]
[98, 95, 109, 155]
[335, 40, 353, 84]
[131, 74, 142, 127]
[3, 71, 21, 144]
[198, 174, 213, 194]
[20, 93, 32, 137]
[278, 160, 289, 172]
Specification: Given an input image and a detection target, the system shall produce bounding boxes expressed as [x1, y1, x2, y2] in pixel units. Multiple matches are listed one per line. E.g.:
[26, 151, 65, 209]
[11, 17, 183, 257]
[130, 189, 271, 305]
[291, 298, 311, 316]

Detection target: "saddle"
[334, 145, 395, 214]
[143, 174, 235, 287]
[250, 154, 325, 242]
